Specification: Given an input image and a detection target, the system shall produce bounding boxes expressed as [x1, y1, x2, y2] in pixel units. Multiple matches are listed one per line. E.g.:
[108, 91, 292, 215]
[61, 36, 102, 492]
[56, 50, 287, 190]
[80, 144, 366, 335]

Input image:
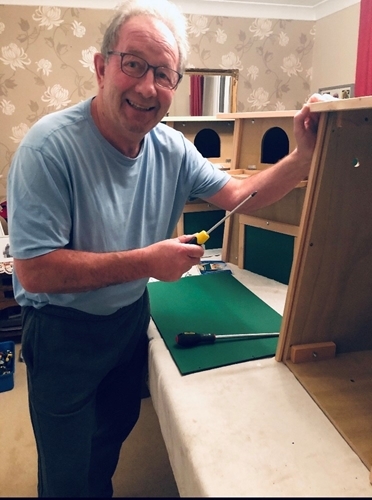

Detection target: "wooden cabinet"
[217, 110, 304, 282]
[276, 96, 372, 479]
[162, 116, 235, 168]
[165, 116, 235, 246]
[217, 110, 296, 171]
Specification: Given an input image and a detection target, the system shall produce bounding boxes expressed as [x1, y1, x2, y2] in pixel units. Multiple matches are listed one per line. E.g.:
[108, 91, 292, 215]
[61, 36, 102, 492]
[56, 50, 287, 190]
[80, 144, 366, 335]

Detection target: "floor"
[0, 340, 180, 498]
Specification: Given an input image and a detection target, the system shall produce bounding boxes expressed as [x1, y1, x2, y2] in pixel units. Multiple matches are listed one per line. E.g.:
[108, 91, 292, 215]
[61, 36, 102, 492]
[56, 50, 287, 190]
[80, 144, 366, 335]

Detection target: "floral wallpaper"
[0, 4, 314, 201]
[187, 15, 314, 111]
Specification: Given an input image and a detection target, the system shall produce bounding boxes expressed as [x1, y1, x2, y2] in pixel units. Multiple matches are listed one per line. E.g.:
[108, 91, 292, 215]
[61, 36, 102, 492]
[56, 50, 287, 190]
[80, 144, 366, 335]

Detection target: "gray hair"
[101, 0, 189, 73]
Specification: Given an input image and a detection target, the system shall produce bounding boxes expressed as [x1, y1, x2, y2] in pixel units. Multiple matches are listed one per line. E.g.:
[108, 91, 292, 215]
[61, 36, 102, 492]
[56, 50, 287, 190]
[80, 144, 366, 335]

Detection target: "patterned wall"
[0, 5, 314, 200]
[187, 14, 314, 111]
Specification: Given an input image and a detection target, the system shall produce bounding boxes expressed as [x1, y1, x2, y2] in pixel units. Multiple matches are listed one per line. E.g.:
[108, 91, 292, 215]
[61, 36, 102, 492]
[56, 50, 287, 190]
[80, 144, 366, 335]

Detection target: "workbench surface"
[147, 262, 372, 497]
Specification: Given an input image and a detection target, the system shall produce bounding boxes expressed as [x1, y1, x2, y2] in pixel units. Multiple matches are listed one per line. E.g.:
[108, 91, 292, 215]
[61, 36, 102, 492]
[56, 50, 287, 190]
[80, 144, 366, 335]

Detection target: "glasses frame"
[107, 51, 182, 90]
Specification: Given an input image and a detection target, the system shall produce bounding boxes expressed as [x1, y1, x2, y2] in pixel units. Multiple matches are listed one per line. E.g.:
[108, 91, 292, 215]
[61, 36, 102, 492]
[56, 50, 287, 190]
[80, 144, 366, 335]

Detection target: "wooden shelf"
[287, 350, 372, 471]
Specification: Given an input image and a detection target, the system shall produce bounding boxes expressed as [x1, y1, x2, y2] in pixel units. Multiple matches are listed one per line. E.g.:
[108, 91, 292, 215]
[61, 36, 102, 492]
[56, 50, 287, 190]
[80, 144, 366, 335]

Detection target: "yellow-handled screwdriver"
[187, 190, 257, 245]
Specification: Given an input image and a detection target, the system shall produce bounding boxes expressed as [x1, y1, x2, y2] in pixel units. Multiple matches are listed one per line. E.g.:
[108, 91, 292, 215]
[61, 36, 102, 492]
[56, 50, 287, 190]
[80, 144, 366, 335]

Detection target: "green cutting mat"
[147, 272, 282, 375]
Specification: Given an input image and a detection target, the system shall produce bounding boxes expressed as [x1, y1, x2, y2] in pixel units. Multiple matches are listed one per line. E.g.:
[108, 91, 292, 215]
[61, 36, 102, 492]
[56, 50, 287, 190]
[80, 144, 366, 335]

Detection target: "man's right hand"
[146, 236, 204, 282]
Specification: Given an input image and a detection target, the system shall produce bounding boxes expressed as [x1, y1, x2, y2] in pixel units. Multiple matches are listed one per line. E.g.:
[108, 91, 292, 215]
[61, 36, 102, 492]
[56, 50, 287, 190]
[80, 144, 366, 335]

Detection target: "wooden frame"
[319, 83, 355, 99]
[276, 96, 372, 479]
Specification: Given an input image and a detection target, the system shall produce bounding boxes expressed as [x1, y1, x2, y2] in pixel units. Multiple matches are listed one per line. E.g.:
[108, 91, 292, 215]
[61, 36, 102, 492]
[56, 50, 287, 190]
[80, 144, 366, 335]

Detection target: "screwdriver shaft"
[206, 190, 257, 235]
[213, 332, 279, 339]
[186, 190, 257, 245]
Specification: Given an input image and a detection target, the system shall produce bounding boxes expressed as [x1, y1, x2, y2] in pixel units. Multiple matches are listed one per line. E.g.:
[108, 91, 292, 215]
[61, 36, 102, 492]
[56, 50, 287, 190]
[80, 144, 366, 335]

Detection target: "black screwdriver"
[175, 331, 279, 347]
[187, 190, 257, 245]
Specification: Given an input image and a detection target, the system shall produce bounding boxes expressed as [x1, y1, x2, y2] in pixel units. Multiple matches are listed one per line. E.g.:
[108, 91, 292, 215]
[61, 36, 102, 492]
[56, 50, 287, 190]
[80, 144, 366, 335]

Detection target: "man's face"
[94, 15, 180, 154]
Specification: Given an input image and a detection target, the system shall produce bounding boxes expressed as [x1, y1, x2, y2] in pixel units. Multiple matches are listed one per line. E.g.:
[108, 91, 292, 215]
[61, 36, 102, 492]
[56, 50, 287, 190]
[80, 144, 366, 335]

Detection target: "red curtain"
[354, 0, 372, 97]
[190, 75, 204, 116]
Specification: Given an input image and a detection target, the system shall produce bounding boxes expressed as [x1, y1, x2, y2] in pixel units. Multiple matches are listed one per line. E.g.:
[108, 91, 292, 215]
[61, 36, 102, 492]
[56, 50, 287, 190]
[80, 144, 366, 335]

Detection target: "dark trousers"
[21, 291, 150, 498]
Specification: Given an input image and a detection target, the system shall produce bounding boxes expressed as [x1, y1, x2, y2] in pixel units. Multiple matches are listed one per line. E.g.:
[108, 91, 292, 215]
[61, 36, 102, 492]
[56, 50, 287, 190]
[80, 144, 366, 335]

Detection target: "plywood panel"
[218, 111, 297, 170]
[276, 97, 372, 481]
[248, 185, 306, 226]
[279, 106, 372, 358]
[287, 350, 372, 471]
[169, 119, 234, 163]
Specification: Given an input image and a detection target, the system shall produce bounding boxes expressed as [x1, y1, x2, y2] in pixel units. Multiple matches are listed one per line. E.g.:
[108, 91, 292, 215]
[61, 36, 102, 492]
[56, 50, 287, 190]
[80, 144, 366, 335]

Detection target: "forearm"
[207, 147, 310, 214]
[14, 248, 151, 294]
[13, 237, 204, 294]
[239, 147, 309, 212]
[241, 99, 317, 211]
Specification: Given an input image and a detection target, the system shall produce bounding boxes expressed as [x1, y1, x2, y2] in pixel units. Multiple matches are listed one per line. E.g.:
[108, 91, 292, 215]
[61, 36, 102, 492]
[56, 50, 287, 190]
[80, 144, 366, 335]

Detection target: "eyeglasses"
[107, 51, 182, 90]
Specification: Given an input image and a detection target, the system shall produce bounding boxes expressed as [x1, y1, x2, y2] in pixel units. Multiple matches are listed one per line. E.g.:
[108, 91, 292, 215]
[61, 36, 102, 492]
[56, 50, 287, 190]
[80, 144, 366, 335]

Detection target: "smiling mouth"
[127, 99, 155, 111]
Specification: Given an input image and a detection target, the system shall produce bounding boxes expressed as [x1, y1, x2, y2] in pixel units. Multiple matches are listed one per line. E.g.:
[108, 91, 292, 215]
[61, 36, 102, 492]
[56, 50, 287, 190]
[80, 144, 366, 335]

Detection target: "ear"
[94, 52, 106, 88]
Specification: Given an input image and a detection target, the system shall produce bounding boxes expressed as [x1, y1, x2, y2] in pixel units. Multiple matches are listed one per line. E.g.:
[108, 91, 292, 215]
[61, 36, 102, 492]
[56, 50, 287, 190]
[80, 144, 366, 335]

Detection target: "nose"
[134, 67, 157, 97]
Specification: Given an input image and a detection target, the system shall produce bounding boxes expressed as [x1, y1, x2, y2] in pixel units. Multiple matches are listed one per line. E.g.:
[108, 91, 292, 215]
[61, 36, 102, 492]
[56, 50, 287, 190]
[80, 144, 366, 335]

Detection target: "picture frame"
[319, 83, 355, 99]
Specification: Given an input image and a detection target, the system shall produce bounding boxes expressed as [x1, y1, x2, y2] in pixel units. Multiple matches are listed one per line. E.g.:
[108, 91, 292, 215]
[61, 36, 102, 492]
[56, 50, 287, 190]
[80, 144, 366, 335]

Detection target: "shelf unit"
[216, 110, 304, 280]
[162, 115, 235, 168]
[217, 110, 296, 171]
[164, 116, 235, 244]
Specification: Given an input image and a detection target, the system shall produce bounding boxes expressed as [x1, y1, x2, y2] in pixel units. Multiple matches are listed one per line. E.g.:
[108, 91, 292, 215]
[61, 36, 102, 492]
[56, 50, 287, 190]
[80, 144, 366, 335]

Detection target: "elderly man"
[8, 0, 322, 496]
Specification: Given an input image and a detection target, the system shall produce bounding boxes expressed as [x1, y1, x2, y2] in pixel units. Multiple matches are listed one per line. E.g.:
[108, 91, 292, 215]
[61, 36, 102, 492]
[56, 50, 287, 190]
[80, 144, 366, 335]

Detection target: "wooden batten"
[290, 341, 336, 364]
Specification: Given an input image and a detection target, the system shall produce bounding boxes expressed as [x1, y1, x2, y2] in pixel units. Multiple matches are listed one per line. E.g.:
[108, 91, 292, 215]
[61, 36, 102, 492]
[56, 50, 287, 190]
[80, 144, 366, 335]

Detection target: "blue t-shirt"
[7, 98, 229, 315]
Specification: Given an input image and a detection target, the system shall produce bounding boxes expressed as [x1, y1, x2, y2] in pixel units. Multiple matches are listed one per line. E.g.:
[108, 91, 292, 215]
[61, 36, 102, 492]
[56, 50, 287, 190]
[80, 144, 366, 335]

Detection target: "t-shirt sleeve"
[7, 145, 72, 260]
